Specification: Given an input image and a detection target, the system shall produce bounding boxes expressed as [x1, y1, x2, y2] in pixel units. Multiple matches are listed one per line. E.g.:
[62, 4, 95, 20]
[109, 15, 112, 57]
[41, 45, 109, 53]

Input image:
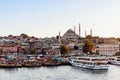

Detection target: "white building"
[95, 43, 120, 56]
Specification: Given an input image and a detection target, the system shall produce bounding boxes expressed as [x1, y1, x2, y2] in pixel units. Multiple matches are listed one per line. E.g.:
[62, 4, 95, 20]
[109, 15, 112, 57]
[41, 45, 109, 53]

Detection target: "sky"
[0, 0, 120, 38]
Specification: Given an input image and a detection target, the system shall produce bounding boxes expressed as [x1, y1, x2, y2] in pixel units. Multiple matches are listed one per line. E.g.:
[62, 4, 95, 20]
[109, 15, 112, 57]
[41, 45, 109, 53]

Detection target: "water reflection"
[0, 68, 19, 73]
[71, 66, 108, 74]
[0, 65, 119, 80]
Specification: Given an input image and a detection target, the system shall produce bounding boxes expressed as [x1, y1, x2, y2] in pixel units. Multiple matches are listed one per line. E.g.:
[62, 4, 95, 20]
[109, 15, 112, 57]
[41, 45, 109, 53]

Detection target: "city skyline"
[0, 0, 120, 38]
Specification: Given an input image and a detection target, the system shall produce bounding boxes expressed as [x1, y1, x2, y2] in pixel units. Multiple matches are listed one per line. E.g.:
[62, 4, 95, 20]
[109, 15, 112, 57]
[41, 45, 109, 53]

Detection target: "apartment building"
[95, 43, 120, 56]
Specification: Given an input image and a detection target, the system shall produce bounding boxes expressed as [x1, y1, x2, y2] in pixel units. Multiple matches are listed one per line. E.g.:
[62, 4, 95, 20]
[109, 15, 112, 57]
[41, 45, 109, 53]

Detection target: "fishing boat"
[0, 59, 22, 68]
[69, 56, 109, 70]
[0, 63, 22, 68]
[43, 57, 62, 66]
[22, 59, 42, 67]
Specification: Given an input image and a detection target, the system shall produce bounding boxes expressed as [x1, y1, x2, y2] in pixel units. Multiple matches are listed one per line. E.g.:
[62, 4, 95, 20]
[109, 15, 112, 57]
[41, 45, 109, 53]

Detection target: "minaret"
[79, 23, 81, 37]
[90, 28, 92, 36]
[85, 30, 87, 37]
[59, 31, 61, 45]
[74, 25, 76, 33]
[58, 31, 61, 55]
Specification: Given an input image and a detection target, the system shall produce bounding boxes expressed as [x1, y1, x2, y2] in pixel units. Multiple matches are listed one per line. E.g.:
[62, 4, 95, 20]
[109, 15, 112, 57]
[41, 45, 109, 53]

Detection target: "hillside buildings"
[0, 27, 119, 56]
[61, 27, 120, 56]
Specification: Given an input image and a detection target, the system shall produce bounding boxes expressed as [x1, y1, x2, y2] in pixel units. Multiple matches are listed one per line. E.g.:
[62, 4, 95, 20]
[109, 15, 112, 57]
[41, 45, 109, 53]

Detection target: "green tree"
[83, 40, 94, 54]
[60, 45, 68, 57]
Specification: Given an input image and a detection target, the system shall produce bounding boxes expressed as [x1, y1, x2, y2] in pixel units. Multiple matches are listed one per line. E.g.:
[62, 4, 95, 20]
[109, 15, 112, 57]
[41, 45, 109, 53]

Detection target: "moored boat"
[69, 56, 109, 70]
[22, 59, 42, 67]
[0, 63, 22, 68]
[0, 60, 22, 68]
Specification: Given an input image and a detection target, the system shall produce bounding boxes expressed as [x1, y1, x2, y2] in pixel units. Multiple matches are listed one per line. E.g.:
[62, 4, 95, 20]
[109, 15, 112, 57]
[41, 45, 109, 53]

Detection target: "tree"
[0, 48, 3, 54]
[56, 35, 59, 40]
[83, 40, 94, 54]
[115, 52, 120, 56]
[17, 47, 20, 53]
[41, 48, 46, 56]
[60, 45, 68, 57]
[86, 35, 92, 39]
[74, 46, 78, 50]
[117, 38, 120, 41]
[29, 47, 35, 54]
[8, 34, 13, 37]
[23, 48, 29, 54]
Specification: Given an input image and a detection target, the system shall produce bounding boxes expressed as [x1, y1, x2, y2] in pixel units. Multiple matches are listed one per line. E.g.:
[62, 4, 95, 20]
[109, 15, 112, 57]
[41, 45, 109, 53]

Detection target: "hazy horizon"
[0, 0, 120, 38]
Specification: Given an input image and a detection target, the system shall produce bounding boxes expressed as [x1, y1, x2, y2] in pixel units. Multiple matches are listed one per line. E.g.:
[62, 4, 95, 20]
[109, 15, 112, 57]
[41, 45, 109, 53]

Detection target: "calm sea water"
[0, 65, 120, 80]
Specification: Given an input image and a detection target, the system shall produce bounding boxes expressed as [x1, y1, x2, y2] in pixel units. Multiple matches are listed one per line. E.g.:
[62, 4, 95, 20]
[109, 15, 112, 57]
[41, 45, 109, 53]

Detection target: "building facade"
[0, 46, 18, 54]
[95, 43, 120, 56]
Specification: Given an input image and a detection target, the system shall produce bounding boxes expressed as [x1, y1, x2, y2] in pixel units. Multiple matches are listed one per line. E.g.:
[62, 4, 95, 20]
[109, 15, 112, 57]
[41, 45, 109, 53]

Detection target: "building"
[61, 29, 80, 44]
[0, 46, 18, 54]
[95, 43, 120, 56]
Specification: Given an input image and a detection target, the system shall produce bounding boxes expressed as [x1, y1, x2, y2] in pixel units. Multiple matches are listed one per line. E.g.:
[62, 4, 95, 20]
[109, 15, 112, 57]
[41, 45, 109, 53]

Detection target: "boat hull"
[69, 57, 109, 70]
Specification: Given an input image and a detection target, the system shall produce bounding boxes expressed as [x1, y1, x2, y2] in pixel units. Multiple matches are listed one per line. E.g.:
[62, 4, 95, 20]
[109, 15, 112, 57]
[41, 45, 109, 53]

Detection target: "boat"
[0, 63, 22, 68]
[22, 59, 42, 67]
[43, 57, 62, 66]
[108, 56, 120, 65]
[0, 60, 22, 68]
[69, 56, 109, 70]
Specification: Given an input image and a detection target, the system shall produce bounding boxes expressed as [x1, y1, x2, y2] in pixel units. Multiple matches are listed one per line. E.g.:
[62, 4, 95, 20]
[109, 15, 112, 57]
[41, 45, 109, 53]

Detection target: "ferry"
[69, 56, 109, 70]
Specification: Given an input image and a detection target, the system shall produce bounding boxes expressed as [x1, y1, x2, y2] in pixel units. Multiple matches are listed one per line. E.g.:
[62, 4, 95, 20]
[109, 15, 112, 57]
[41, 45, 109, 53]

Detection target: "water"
[0, 65, 120, 80]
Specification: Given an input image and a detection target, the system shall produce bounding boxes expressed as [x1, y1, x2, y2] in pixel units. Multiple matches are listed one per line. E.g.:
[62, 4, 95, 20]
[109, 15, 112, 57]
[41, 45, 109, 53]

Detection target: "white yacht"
[69, 56, 109, 70]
